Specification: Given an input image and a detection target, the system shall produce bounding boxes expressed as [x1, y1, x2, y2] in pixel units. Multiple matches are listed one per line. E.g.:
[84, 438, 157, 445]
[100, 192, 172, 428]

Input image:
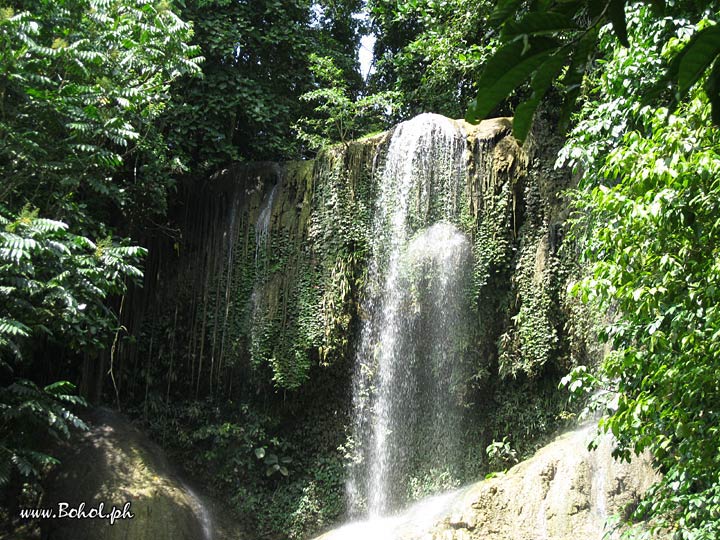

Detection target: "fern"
[0, 319, 30, 338]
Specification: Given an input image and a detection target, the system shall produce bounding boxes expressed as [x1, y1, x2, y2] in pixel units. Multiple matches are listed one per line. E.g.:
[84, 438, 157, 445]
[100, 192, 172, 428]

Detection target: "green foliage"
[561, 7, 720, 537]
[167, 0, 363, 166]
[295, 53, 400, 150]
[367, 0, 496, 118]
[182, 149, 375, 392]
[406, 468, 460, 502]
[466, 1, 720, 141]
[141, 396, 348, 540]
[0, 205, 146, 485]
[254, 446, 292, 478]
[0, 0, 202, 227]
[485, 436, 518, 470]
[502, 235, 558, 378]
[0, 206, 146, 358]
[0, 0, 198, 506]
[0, 379, 87, 486]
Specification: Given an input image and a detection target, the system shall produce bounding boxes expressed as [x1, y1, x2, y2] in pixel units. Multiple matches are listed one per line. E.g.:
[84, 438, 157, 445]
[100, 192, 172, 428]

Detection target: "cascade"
[122, 109, 661, 540]
[347, 113, 473, 518]
[182, 482, 214, 540]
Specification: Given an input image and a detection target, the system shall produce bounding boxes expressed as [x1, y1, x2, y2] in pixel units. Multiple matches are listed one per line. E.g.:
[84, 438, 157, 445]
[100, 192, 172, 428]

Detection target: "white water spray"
[347, 114, 471, 518]
[182, 482, 213, 540]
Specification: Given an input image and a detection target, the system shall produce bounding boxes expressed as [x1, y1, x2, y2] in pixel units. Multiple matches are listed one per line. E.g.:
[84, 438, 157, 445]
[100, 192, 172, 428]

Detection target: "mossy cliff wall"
[117, 114, 595, 537]
[126, 116, 587, 396]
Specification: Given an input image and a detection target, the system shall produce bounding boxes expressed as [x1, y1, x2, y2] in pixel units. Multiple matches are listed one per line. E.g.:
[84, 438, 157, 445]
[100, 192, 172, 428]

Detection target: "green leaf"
[513, 49, 570, 141]
[0, 319, 31, 337]
[254, 447, 265, 459]
[466, 38, 559, 123]
[558, 26, 599, 129]
[513, 99, 541, 142]
[608, 0, 629, 48]
[678, 26, 720, 96]
[490, 0, 525, 26]
[501, 12, 577, 40]
[704, 58, 720, 125]
[43, 381, 76, 394]
[264, 453, 278, 465]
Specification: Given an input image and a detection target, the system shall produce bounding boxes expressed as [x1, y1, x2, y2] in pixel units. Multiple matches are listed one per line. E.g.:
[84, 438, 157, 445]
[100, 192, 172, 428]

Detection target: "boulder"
[42, 408, 211, 540]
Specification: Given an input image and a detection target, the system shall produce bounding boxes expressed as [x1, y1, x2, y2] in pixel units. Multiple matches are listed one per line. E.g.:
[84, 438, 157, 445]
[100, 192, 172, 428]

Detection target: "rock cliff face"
[313, 426, 659, 540]
[42, 408, 211, 540]
[126, 113, 585, 401]
[117, 113, 601, 537]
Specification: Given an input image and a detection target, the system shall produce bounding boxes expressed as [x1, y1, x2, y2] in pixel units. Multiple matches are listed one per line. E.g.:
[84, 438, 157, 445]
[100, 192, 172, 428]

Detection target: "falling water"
[321, 424, 658, 540]
[182, 482, 214, 540]
[347, 113, 472, 518]
[255, 182, 278, 261]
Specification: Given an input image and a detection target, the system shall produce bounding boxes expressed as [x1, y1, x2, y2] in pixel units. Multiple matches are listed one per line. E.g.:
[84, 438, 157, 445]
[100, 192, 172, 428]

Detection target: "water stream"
[321, 425, 657, 540]
[347, 113, 472, 518]
[182, 482, 214, 540]
[255, 182, 278, 261]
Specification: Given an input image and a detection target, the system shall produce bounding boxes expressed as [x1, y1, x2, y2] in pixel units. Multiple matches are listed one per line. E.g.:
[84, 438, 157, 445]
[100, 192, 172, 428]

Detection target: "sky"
[359, 33, 376, 81]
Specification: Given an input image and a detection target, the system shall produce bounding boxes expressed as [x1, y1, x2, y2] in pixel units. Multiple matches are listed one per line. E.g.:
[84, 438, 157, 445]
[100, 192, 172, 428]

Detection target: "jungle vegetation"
[1, 0, 720, 539]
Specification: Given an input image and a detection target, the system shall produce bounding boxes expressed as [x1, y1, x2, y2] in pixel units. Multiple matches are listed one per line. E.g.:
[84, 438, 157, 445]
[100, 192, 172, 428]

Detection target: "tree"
[366, 0, 496, 119]
[0, 0, 202, 232]
[0, 0, 201, 501]
[0, 206, 146, 487]
[549, 5, 720, 538]
[295, 53, 400, 150]
[164, 0, 364, 168]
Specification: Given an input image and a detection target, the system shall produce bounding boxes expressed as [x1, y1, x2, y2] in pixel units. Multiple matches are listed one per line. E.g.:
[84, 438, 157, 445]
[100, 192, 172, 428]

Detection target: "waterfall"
[182, 482, 214, 540]
[347, 113, 472, 518]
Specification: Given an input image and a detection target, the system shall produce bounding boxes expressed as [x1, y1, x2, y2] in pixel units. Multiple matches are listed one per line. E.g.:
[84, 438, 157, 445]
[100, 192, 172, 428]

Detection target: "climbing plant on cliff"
[460, 1, 720, 535]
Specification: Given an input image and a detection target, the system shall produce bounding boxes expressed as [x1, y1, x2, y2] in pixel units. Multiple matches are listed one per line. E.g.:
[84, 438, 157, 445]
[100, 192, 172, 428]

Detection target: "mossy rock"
[42, 408, 209, 540]
[313, 426, 662, 540]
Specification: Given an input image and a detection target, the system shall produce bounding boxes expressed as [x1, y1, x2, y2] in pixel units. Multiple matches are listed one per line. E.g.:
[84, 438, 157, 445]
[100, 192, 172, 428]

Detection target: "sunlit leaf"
[467, 37, 559, 123]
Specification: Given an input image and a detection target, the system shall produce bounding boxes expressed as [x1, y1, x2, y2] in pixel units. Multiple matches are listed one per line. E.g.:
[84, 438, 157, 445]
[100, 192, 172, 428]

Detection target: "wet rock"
[312, 425, 661, 540]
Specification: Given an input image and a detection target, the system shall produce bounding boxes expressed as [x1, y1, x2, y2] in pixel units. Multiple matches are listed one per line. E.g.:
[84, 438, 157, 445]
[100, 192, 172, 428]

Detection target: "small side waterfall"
[182, 482, 214, 540]
[255, 182, 278, 260]
[347, 113, 473, 518]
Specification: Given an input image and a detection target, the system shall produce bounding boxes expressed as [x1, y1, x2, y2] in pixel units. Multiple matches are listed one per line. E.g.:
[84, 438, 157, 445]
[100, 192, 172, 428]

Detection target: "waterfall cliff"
[121, 113, 601, 538]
